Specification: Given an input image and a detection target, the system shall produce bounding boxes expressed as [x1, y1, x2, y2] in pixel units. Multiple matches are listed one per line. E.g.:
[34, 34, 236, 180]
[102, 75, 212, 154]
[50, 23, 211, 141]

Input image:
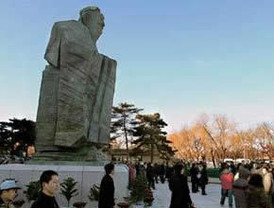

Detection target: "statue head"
[79, 6, 105, 42]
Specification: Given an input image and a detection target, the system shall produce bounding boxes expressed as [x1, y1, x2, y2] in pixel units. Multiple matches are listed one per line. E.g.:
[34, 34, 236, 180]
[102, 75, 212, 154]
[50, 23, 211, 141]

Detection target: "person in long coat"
[232, 167, 250, 208]
[169, 163, 195, 208]
[98, 163, 115, 208]
[146, 163, 155, 189]
[190, 163, 199, 193]
[247, 174, 271, 208]
[199, 164, 208, 195]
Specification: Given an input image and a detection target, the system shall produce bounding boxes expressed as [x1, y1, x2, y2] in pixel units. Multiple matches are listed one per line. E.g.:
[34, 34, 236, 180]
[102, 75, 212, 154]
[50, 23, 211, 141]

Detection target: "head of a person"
[174, 163, 185, 175]
[248, 174, 263, 188]
[238, 167, 250, 179]
[0, 179, 21, 203]
[79, 6, 105, 41]
[261, 164, 269, 174]
[40, 170, 60, 197]
[104, 163, 115, 175]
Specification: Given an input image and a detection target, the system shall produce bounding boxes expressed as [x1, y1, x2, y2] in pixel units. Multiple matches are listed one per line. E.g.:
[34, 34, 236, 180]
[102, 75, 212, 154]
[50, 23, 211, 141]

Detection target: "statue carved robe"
[35, 19, 116, 154]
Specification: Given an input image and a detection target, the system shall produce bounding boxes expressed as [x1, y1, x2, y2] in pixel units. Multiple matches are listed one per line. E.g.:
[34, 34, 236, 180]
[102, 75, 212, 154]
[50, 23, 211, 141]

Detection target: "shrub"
[24, 180, 40, 202]
[129, 173, 148, 203]
[60, 177, 78, 207]
[88, 184, 100, 201]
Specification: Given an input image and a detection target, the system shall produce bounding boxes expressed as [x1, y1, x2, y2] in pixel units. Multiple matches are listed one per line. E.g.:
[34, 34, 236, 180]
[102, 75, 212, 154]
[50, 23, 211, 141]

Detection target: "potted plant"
[24, 180, 40, 202]
[128, 173, 148, 205]
[144, 187, 154, 206]
[117, 201, 130, 208]
[60, 177, 78, 207]
[88, 184, 100, 207]
[144, 196, 154, 206]
[88, 184, 100, 201]
[12, 199, 25, 208]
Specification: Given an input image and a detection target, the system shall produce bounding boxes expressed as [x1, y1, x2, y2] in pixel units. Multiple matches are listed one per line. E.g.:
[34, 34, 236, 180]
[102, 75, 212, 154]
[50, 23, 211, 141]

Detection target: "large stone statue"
[34, 6, 117, 162]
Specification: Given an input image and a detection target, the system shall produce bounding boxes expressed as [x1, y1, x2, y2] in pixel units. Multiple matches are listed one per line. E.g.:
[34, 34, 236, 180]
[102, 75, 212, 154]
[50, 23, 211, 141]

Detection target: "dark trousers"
[220, 189, 233, 207]
[160, 174, 165, 183]
[154, 175, 158, 183]
[191, 180, 199, 192]
[148, 178, 155, 189]
[200, 183, 206, 194]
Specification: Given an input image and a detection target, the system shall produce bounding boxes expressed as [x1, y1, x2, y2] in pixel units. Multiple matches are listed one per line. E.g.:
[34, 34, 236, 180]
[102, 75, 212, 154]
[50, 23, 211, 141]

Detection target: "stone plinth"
[0, 164, 129, 208]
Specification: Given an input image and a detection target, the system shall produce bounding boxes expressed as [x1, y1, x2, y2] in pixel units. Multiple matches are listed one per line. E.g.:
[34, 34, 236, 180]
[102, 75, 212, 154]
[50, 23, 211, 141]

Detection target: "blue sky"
[0, 0, 273, 132]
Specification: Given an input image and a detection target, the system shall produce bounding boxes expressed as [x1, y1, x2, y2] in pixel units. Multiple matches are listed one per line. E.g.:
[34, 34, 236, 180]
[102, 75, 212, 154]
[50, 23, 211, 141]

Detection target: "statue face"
[84, 12, 105, 41]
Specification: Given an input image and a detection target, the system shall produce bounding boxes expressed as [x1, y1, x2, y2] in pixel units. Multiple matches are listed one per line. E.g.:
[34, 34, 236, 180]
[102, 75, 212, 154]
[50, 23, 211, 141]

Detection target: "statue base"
[29, 145, 110, 166]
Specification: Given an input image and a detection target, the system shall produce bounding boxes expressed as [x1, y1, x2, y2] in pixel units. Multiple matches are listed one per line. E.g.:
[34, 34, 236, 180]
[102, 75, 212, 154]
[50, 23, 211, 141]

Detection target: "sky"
[0, 0, 274, 133]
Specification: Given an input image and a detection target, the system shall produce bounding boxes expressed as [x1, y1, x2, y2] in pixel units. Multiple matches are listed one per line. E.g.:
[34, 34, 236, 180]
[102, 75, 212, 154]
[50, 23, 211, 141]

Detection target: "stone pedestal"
[0, 164, 129, 208]
[30, 145, 109, 165]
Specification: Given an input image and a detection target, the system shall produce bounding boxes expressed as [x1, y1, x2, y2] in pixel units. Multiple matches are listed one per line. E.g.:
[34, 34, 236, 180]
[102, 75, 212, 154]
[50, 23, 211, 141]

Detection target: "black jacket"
[190, 166, 199, 182]
[31, 192, 59, 208]
[199, 167, 208, 185]
[98, 174, 115, 208]
[169, 174, 192, 208]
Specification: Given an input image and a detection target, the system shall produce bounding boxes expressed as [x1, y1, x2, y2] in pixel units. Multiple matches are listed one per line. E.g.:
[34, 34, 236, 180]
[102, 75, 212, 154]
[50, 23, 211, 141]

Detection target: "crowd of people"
[129, 161, 273, 208]
[0, 161, 273, 208]
[128, 161, 205, 207]
[219, 162, 273, 208]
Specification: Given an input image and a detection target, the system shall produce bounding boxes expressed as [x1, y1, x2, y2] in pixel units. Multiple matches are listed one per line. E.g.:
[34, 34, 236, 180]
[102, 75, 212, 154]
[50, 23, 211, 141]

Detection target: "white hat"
[0, 180, 21, 191]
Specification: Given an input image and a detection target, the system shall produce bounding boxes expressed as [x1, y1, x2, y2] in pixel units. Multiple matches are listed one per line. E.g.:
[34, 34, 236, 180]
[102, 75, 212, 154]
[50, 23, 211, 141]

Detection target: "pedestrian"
[229, 162, 237, 175]
[190, 163, 199, 193]
[135, 162, 140, 175]
[247, 174, 271, 208]
[0, 179, 21, 208]
[233, 167, 250, 208]
[159, 162, 166, 183]
[31, 170, 60, 208]
[165, 163, 174, 182]
[153, 163, 160, 184]
[98, 163, 115, 208]
[261, 165, 273, 205]
[146, 163, 155, 189]
[234, 163, 243, 181]
[219, 165, 234, 208]
[199, 163, 208, 195]
[169, 163, 195, 208]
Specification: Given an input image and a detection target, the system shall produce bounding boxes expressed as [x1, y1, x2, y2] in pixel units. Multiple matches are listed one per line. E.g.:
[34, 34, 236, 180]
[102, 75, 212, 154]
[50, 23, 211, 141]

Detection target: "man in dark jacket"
[98, 163, 115, 208]
[146, 163, 155, 189]
[159, 163, 166, 183]
[169, 164, 195, 208]
[190, 163, 199, 193]
[31, 170, 60, 208]
[199, 164, 208, 195]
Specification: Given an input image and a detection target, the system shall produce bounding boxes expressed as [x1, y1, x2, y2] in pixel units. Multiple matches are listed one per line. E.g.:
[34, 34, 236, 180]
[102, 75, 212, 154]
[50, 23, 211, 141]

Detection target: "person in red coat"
[98, 163, 115, 208]
[219, 165, 234, 208]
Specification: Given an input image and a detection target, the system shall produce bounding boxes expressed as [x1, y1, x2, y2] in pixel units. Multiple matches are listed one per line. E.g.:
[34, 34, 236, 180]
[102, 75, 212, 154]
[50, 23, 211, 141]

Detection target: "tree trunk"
[210, 149, 216, 168]
[123, 114, 129, 161]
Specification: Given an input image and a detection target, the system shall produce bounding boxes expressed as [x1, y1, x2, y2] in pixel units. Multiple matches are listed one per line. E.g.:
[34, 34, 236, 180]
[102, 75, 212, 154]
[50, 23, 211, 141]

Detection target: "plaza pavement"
[151, 181, 234, 208]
